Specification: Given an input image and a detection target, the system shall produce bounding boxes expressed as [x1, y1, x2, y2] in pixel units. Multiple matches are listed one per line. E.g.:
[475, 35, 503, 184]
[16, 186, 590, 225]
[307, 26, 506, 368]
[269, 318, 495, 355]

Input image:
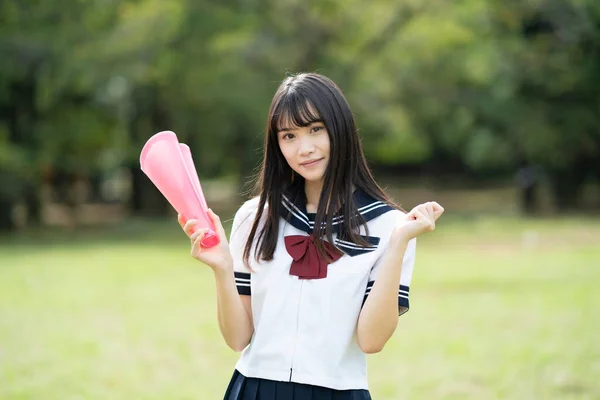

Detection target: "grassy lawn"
[0, 215, 599, 399]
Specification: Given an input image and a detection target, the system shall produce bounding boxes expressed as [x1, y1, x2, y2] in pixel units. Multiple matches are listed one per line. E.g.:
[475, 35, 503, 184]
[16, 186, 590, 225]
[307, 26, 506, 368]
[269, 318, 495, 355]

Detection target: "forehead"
[275, 100, 322, 132]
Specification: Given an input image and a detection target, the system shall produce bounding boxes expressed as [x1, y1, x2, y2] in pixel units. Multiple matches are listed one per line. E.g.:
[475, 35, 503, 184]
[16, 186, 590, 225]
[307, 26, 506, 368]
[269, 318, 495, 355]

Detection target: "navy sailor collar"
[280, 187, 394, 235]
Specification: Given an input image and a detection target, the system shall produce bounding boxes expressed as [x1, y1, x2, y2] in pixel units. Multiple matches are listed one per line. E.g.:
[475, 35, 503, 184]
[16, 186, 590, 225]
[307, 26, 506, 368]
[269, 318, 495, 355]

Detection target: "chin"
[303, 174, 325, 183]
[294, 166, 327, 183]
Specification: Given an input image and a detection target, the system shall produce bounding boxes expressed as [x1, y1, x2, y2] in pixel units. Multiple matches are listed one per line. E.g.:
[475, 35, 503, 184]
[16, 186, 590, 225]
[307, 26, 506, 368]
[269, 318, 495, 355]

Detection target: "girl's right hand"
[178, 209, 233, 273]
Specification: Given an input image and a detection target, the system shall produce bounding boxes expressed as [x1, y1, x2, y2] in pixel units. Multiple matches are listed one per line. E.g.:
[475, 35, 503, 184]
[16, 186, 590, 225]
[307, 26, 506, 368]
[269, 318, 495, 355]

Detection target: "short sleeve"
[229, 199, 258, 296]
[364, 238, 416, 316]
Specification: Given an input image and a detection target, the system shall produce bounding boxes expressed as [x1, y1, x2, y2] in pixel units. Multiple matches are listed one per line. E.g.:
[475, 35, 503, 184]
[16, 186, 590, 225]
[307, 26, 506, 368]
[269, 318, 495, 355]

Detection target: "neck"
[304, 179, 324, 213]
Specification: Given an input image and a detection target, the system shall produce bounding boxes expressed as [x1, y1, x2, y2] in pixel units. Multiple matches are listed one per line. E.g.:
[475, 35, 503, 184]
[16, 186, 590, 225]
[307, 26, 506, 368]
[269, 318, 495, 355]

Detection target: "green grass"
[1, 216, 599, 399]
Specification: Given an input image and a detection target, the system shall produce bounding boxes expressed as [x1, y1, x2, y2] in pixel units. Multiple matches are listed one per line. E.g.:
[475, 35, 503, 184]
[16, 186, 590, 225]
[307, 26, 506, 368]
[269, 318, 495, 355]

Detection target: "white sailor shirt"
[228, 189, 416, 391]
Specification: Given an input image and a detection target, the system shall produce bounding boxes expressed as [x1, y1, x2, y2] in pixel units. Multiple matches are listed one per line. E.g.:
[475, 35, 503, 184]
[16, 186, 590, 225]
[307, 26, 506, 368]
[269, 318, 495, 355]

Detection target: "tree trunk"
[129, 166, 169, 216]
[2, 69, 40, 229]
[127, 84, 172, 216]
[24, 184, 42, 225]
[0, 197, 16, 232]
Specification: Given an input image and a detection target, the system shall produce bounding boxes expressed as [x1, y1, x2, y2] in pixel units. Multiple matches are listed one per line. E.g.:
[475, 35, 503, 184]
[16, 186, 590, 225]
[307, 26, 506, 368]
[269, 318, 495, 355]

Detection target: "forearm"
[356, 239, 409, 353]
[213, 267, 254, 352]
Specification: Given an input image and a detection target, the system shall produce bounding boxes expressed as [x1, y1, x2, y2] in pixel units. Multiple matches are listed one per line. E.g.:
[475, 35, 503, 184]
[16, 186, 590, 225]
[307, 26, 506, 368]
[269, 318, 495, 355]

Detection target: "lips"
[300, 158, 323, 167]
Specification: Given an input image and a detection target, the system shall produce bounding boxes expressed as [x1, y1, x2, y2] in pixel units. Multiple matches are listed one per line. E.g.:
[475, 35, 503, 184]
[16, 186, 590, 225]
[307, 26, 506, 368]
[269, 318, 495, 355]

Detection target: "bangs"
[272, 91, 322, 132]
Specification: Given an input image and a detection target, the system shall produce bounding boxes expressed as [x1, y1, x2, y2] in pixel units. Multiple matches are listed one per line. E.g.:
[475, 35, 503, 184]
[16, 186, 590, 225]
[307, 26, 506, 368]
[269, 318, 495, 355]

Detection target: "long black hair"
[243, 73, 401, 266]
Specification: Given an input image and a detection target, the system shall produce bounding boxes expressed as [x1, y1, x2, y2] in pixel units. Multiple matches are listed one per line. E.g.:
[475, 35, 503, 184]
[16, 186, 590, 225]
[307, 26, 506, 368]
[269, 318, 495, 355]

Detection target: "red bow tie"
[284, 235, 343, 279]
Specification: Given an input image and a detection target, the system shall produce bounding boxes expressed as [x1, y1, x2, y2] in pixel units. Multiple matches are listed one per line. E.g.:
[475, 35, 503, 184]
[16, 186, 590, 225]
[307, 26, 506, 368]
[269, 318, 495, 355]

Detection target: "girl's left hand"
[392, 201, 444, 244]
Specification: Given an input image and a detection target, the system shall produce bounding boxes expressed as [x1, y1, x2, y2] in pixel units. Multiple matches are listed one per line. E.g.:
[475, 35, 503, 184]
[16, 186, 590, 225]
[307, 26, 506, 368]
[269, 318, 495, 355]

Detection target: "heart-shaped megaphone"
[140, 131, 220, 248]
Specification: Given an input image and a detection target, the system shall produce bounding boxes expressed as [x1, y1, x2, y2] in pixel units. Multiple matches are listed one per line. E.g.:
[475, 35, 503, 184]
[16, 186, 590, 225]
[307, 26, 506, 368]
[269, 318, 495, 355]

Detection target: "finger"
[414, 208, 428, 221]
[409, 204, 427, 220]
[425, 203, 435, 221]
[415, 203, 429, 215]
[191, 232, 207, 257]
[183, 219, 198, 237]
[415, 208, 435, 231]
[207, 209, 227, 240]
[177, 214, 186, 229]
[430, 202, 445, 219]
[190, 228, 208, 243]
[405, 209, 418, 221]
[430, 201, 444, 212]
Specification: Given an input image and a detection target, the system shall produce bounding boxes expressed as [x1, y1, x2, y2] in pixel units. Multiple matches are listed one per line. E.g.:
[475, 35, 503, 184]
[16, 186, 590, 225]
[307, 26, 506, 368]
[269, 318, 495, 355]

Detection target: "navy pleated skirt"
[224, 370, 372, 400]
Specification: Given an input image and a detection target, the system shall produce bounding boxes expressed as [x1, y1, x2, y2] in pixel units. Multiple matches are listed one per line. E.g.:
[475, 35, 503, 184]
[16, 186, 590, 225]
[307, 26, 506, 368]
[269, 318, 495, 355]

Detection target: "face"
[277, 120, 330, 185]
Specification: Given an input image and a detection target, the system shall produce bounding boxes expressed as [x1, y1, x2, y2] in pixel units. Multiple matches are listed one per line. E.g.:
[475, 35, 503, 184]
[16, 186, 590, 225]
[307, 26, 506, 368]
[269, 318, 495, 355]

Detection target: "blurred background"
[1, 1, 599, 399]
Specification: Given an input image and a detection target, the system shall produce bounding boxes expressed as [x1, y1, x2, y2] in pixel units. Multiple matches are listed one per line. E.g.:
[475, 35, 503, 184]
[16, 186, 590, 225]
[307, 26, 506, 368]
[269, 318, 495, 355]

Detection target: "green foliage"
[0, 0, 598, 206]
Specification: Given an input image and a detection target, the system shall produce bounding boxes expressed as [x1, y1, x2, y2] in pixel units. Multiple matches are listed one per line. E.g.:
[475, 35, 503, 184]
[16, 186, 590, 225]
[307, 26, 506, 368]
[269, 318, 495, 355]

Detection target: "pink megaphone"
[140, 131, 220, 248]
[179, 144, 209, 212]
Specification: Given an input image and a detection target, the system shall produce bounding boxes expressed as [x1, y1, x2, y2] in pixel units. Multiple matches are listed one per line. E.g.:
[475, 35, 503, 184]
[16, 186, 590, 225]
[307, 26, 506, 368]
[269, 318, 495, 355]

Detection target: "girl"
[179, 73, 444, 399]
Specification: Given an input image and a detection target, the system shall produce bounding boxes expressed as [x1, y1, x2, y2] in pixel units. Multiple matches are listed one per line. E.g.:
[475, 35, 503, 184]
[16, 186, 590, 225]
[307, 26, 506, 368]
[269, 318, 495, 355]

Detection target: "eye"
[310, 126, 324, 133]
[281, 133, 295, 140]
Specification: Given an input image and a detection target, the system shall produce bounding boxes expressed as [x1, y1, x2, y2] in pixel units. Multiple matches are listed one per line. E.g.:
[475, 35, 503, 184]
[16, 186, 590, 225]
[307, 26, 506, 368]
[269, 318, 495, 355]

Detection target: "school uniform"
[224, 188, 417, 400]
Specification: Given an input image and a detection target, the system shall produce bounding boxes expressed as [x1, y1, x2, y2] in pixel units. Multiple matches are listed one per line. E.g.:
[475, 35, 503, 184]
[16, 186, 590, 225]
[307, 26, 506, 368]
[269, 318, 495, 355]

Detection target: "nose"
[298, 135, 315, 156]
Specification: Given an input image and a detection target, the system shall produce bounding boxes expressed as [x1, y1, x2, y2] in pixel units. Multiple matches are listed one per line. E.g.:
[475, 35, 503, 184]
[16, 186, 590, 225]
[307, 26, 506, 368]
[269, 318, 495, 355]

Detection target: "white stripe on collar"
[282, 194, 388, 227]
[281, 199, 311, 229]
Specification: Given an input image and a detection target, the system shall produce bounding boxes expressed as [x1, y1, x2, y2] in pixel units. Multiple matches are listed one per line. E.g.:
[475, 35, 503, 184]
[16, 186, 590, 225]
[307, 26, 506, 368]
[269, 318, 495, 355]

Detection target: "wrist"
[211, 258, 234, 278]
[390, 228, 412, 249]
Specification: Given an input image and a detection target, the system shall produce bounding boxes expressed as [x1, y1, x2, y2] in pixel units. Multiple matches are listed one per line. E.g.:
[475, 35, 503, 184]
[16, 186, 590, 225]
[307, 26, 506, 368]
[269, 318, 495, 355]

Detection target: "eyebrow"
[277, 120, 324, 133]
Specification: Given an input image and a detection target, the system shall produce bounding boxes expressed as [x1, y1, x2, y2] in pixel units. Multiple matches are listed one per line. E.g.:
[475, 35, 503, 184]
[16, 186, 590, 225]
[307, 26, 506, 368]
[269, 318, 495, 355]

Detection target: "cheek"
[278, 143, 295, 165]
[320, 135, 331, 157]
